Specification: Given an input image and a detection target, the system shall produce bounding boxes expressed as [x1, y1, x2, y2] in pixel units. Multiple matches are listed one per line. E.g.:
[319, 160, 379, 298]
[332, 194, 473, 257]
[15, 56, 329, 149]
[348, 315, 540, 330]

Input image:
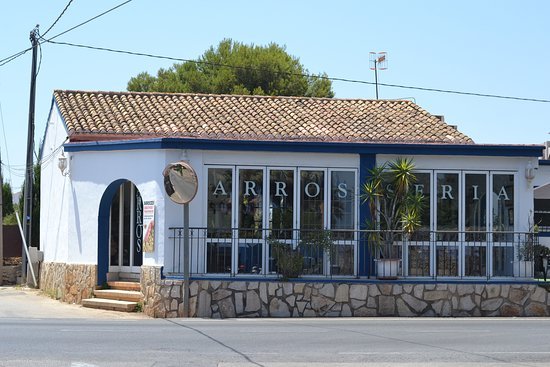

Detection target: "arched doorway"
[98, 180, 143, 285]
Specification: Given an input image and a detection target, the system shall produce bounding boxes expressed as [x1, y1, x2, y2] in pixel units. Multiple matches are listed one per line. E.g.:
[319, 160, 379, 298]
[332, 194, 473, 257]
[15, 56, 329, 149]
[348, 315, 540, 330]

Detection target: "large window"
[109, 182, 143, 271]
[238, 169, 263, 238]
[464, 174, 487, 276]
[535, 199, 550, 232]
[269, 170, 294, 238]
[330, 170, 355, 236]
[408, 172, 431, 276]
[207, 168, 233, 233]
[492, 174, 515, 276]
[436, 173, 459, 276]
[207, 168, 233, 273]
[300, 170, 325, 232]
[405, 170, 517, 278]
[330, 170, 356, 275]
[206, 166, 356, 276]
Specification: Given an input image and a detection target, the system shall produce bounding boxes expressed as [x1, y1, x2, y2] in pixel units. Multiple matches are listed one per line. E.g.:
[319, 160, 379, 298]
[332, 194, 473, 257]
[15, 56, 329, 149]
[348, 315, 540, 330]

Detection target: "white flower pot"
[375, 259, 400, 279]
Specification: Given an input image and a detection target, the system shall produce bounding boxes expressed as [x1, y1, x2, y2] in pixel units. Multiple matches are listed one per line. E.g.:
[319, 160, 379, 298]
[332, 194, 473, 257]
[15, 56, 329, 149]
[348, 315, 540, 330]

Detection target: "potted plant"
[361, 157, 424, 279]
[269, 230, 335, 280]
[514, 215, 538, 278]
[269, 239, 304, 280]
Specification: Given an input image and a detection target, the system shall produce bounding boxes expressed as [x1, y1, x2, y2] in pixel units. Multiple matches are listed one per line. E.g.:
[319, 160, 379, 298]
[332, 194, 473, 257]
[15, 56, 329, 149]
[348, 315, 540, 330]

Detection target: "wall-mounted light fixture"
[525, 161, 536, 181]
[58, 152, 69, 176]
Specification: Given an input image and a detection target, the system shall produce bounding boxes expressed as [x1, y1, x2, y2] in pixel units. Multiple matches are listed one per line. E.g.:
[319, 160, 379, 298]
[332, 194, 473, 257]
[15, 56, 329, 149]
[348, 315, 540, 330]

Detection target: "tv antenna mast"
[369, 52, 387, 99]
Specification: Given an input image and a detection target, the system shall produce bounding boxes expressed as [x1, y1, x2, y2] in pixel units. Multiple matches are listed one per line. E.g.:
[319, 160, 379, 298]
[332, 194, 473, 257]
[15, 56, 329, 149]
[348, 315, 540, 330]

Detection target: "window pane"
[237, 241, 262, 274]
[331, 245, 354, 275]
[269, 170, 294, 239]
[207, 242, 232, 273]
[122, 182, 131, 266]
[330, 171, 355, 240]
[465, 246, 486, 276]
[110, 189, 120, 266]
[492, 174, 514, 238]
[411, 172, 431, 241]
[239, 169, 263, 238]
[408, 245, 430, 276]
[437, 173, 459, 240]
[534, 199, 550, 232]
[436, 245, 459, 276]
[207, 168, 232, 237]
[465, 174, 487, 241]
[300, 170, 324, 232]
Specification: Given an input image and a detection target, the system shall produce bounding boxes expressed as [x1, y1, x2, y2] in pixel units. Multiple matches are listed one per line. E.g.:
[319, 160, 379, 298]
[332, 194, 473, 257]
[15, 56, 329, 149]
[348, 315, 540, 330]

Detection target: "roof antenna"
[369, 52, 387, 100]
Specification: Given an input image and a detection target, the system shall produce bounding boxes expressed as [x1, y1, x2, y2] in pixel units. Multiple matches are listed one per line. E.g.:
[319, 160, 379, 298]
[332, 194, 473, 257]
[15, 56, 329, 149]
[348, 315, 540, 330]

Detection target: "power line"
[0, 48, 31, 67]
[41, 0, 75, 38]
[43, 0, 133, 42]
[45, 40, 550, 104]
[0, 0, 132, 68]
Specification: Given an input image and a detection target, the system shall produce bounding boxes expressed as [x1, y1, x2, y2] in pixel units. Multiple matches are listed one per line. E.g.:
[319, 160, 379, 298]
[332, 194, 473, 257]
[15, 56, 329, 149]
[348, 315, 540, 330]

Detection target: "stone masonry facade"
[142, 276, 550, 318]
[39, 262, 96, 304]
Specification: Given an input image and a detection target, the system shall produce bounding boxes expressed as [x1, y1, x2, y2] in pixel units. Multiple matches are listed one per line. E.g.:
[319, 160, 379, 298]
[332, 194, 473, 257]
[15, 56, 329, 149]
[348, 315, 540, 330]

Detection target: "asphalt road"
[1, 286, 550, 366]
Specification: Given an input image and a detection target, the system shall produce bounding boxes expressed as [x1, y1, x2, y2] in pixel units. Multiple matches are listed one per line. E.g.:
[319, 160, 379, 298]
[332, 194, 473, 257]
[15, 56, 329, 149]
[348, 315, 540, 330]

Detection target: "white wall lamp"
[525, 161, 536, 182]
[58, 152, 69, 176]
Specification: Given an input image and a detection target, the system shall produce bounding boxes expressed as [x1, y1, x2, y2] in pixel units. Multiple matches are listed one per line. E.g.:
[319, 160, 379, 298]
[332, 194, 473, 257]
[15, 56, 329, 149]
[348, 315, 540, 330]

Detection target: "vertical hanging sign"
[143, 201, 155, 253]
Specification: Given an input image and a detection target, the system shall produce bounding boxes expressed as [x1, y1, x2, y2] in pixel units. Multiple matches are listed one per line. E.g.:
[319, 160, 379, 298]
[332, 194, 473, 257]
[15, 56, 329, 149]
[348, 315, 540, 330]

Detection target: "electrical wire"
[43, 0, 133, 43]
[41, 0, 75, 38]
[45, 40, 550, 104]
[0, 0, 132, 68]
[0, 48, 31, 67]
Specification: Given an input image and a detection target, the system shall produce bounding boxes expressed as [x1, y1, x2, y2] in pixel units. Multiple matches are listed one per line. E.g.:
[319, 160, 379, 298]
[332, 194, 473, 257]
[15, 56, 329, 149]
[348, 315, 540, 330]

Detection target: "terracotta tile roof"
[53, 90, 474, 144]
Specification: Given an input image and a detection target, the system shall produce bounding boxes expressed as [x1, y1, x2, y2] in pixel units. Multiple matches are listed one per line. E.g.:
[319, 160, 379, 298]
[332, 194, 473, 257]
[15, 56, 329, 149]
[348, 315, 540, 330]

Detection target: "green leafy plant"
[269, 240, 303, 281]
[269, 230, 336, 280]
[361, 157, 424, 259]
[518, 213, 539, 262]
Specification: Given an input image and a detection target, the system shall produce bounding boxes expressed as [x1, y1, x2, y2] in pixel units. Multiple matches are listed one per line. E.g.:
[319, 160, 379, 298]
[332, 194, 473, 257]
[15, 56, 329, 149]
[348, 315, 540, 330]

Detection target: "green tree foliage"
[128, 39, 334, 98]
[2, 182, 14, 217]
[18, 164, 40, 247]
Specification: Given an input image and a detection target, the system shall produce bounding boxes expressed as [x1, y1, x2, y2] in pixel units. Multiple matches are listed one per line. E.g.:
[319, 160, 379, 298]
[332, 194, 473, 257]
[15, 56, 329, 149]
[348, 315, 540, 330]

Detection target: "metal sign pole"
[163, 161, 198, 318]
[183, 203, 190, 317]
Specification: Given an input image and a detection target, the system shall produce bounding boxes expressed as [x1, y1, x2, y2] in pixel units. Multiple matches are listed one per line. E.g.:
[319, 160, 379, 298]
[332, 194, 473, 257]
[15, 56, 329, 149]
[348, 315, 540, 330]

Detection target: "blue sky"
[1, 0, 549, 189]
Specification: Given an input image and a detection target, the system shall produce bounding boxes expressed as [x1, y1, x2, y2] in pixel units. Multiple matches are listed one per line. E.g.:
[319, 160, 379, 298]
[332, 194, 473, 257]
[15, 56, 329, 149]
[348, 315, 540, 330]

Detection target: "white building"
[39, 90, 545, 309]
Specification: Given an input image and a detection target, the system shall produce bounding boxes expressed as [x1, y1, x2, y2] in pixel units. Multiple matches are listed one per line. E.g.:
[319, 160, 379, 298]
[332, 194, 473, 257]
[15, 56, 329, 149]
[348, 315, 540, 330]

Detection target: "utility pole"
[22, 26, 39, 283]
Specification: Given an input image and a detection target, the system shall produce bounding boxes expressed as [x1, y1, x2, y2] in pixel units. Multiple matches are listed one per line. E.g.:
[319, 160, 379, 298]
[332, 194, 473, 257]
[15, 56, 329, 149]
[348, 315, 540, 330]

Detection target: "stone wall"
[145, 279, 550, 318]
[141, 266, 163, 317]
[1, 266, 20, 285]
[39, 262, 96, 304]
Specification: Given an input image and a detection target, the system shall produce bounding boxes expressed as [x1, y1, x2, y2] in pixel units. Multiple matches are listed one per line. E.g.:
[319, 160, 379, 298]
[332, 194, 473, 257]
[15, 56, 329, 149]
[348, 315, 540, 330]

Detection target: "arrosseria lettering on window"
[212, 180, 351, 198]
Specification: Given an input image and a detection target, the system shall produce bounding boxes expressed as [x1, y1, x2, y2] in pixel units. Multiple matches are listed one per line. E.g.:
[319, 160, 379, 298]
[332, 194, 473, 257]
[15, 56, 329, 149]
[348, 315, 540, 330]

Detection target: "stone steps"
[83, 281, 142, 313]
[94, 289, 142, 302]
[82, 298, 137, 312]
[107, 281, 141, 291]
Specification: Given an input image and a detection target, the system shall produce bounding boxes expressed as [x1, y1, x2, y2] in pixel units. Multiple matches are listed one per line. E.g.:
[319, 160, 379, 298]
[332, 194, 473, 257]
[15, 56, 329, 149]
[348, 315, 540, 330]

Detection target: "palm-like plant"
[361, 157, 424, 259]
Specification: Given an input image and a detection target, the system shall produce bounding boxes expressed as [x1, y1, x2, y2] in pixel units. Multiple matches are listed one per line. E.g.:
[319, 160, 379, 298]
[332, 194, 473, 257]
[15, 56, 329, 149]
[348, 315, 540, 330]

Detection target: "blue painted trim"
[64, 137, 544, 158]
[358, 154, 376, 276]
[539, 160, 550, 166]
[539, 232, 550, 237]
[97, 179, 128, 286]
[164, 274, 549, 285]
